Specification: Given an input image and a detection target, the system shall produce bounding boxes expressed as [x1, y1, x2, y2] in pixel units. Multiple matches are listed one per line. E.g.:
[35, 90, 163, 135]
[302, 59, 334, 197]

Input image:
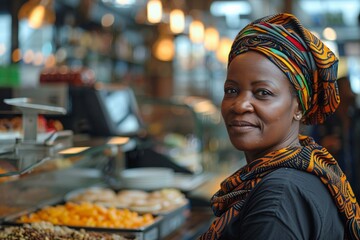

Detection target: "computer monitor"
[83, 84, 145, 137]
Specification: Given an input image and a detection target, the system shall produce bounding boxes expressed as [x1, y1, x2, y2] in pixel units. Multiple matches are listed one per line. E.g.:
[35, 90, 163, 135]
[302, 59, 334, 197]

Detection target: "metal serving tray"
[64, 186, 190, 238]
[158, 200, 190, 238]
[2, 205, 162, 240]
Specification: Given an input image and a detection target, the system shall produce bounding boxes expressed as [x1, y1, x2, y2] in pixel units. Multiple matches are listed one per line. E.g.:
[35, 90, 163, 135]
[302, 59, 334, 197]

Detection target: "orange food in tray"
[0, 167, 18, 183]
[17, 202, 155, 229]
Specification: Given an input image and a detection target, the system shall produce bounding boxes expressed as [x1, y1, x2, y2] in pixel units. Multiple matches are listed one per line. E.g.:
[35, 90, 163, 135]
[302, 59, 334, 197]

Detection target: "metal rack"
[0, 98, 72, 176]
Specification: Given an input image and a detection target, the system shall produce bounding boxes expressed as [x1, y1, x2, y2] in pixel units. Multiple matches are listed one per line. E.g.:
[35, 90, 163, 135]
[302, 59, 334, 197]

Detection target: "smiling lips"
[228, 120, 258, 132]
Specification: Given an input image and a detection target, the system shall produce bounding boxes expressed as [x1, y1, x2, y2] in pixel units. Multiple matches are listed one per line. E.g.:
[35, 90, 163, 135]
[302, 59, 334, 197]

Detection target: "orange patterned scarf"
[199, 135, 360, 239]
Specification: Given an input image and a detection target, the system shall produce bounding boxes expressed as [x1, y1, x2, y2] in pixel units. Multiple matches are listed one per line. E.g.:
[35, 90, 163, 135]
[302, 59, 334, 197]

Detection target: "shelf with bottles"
[57, 24, 149, 66]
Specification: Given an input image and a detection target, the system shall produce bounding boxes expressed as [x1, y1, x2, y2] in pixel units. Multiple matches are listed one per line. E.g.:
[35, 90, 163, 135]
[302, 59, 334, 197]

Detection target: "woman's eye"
[256, 89, 273, 97]
[224, 88, 238, 95]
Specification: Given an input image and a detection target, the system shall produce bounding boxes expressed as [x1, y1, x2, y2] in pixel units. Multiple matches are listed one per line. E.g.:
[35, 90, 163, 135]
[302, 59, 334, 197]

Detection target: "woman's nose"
[231, 92, 254, 113]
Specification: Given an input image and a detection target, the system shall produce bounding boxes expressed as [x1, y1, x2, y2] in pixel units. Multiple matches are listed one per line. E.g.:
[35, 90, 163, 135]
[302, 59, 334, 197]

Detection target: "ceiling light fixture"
[204, 27, 220, 51]
[170, 9, 185, 34]
[18, 0, 55, 29]
[147, 0, 163, 24]
[189, 20, 205, 43]
[210, 1, 251, 16]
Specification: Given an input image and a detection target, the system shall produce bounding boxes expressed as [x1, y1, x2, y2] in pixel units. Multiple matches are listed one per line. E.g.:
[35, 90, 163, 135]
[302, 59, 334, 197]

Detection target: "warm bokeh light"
[323, 27, 337, 41]
[153, 36, 175, 61]
[170, 9, 185, 34]
[44, 54, 56, 68]
[23, 50, 35, 64]
[18, 0, 56, 29]
[58, 147, 89, 155]
[204, 27, 220, 51]
[28, 5, 45, 28]
[147, 0, 162, 23]
[12, 49, 22, 62]
[189, 20, 204, 43]
[193, 100, 217, 115]
[33, 52, 44, 65]
[101, 13, 115, 27]
[107, 137, 130, 145]
[216, 37, 232, 64]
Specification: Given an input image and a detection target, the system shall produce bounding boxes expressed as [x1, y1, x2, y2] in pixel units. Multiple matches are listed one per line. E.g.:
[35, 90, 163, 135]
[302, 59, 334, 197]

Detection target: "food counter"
[0, 134, 217, 239]
[0, 85, 235, 239]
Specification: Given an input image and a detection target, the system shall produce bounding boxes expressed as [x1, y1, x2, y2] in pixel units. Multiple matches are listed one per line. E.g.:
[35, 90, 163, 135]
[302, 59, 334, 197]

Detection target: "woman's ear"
[292, 96, 303, 121]
[294, 111, 303, 121]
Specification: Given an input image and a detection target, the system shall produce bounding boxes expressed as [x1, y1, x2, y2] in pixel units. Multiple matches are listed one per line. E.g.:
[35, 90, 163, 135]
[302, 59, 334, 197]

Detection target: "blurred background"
[0, 2, 359, 237]
[0, 0, 358, 102]
[0, 0, 359, 176]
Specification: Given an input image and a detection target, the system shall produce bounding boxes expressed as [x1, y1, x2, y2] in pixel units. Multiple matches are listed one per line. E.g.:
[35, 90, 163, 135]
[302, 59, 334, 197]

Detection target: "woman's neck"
[245, 136, 301, 164]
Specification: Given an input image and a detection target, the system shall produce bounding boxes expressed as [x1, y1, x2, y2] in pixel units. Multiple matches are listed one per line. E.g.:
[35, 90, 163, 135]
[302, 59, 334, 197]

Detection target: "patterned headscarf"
[228, 13, 340, 125]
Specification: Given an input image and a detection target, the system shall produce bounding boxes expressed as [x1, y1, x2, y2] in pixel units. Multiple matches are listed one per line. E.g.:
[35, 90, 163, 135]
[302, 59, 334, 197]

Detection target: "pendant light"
[147, 0, 163, 24]
[153, 36, 175, 61]
[216, 37, 232, 64]
[189, 20, 204, 43]
[170, 9, 185, 34]
[18, 0, 55, 29]
[204, 27, 219, 51]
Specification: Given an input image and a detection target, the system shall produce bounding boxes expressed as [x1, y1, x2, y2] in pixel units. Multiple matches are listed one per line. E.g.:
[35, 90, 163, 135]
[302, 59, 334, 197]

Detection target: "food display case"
[0, 84, 204, 175]
[0, 85, 209, 239]
[0, 131, 192, 239]
[135, 95, 236, 174]
[0, 84, 223, 188]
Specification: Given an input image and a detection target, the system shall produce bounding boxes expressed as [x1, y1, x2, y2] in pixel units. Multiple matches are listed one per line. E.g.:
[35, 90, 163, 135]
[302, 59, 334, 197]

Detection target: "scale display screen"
[101, 89, 142, 135]
[83, 85, 144, 137]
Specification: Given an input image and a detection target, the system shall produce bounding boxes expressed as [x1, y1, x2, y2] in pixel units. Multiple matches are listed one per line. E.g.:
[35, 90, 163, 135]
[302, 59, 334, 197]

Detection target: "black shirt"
[221, 168, 344, 239]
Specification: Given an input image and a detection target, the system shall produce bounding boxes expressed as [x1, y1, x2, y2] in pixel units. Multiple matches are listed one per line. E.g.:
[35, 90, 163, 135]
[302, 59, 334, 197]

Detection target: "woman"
[199, 13, 360, 239]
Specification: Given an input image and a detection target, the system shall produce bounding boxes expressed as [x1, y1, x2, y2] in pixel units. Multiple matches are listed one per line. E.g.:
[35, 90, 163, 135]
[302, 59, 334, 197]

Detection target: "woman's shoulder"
[251, 167, 343, 223]
[235, 168, 344, 239]
[242, 168, 339, 220]
[224, 168, 344, 239]
[261, 168, 323, 188]
[257, 168, 333, 205]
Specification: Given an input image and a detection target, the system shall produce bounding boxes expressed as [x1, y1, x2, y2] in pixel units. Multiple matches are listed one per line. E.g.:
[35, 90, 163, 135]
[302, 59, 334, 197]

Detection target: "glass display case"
[0, 95, 129, 221]
[136, 95, 241, 174]
[0, 134, 126, 220]
[0, 86, 238, 239]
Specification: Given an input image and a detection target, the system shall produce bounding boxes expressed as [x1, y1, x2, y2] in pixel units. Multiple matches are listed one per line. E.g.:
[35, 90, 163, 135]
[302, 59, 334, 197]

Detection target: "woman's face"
[222, 51, 300, 162]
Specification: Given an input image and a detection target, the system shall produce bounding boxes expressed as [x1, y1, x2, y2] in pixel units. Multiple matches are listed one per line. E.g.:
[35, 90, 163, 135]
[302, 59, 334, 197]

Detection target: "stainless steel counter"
[0, 168, 105, 220]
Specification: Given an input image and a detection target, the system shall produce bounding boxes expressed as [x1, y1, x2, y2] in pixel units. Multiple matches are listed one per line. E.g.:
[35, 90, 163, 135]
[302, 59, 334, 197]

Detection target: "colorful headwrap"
[228, 13, 340, 125]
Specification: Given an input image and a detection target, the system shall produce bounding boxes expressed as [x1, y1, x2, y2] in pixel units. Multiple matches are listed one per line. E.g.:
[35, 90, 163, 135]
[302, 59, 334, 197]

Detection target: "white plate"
[64, 186, 111, 202]
[120, 167, 174, 190]
[120, 167, 174, 178]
